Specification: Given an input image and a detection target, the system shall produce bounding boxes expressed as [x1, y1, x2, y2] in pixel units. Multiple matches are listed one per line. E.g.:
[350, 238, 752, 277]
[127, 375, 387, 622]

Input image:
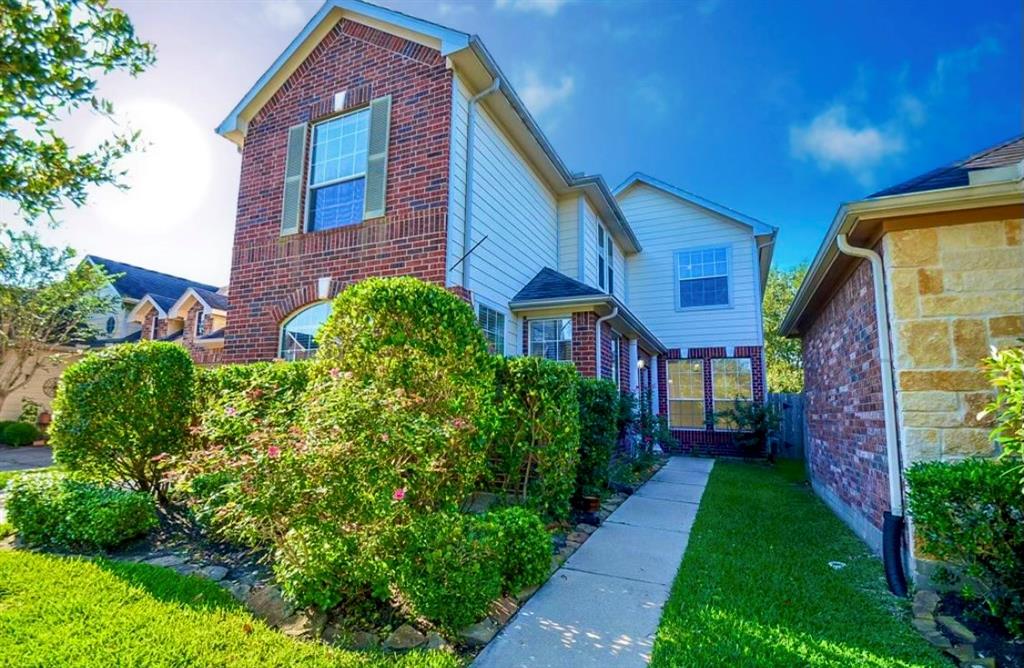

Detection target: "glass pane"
[309, 178, 365, 231]
[280, 302, 332, 360]
[669, 400, 705, 428]
[310, 109, 370, 186]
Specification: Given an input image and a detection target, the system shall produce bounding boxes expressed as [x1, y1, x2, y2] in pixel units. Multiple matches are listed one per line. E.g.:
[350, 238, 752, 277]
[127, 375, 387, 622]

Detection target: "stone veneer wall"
[884, 218, 1024, 463]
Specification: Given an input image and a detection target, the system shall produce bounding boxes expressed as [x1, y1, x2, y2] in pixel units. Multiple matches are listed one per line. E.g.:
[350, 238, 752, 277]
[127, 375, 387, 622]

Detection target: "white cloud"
[260, 0, 309, 30]
[518, 70, 575, 117]
[790, 105, 904, 184]
[930, 37, 1000, 97]
[495, 0, 572, 16]
[437, 1, 477, 17]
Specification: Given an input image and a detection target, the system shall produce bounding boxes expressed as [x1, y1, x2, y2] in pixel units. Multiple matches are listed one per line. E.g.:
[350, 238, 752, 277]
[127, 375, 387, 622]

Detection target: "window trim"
[194, 310, 206, 338]
[711, 357, 754, 431]
[673, 245, 733, 312]
[475, 299, 507, 356]
[528, 317, 573, 363]
[666, 358, 706, 429]
[278, 301, 332, 361]
[303, 106, 371, 233]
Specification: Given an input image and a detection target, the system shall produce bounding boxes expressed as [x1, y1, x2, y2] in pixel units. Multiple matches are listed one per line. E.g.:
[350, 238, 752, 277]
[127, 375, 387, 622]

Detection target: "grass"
[0, 550, 461, 668]
[650, 461, 948, 668]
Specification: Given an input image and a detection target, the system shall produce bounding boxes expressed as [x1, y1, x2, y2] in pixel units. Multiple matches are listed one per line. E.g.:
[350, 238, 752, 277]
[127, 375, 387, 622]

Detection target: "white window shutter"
[363, 95, 392, 220]
[280, 123, 308, 236]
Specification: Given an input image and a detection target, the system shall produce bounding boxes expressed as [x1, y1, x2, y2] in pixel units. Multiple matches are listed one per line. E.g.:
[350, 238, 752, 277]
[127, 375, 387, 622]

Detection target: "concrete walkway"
[473, 456, 714, 667]
[0, 446, 52, 472]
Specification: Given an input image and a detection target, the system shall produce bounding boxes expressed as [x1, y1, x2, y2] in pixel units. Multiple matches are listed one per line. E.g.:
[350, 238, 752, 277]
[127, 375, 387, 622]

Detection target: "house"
[0, 257, 227, 421]
[779, 135, 1024, 579]
[215, 0, 775, 453]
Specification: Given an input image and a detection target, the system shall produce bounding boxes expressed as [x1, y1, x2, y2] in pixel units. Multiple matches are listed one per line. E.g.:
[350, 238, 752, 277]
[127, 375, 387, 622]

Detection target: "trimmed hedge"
[6, 473, 158, 550]
[1, 421, 40, 447]
[575, 378, 619, 496]
[907, 458, 1024, 636]
[50, 341, 195, 493]
[492, 356, 580, 519]
[486, 506, 551, 593]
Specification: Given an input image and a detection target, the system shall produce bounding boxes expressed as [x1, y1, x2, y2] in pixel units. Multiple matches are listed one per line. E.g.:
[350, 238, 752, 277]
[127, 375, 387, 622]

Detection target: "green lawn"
[0, 550, 460, 668]
[650, 461, 948, 668]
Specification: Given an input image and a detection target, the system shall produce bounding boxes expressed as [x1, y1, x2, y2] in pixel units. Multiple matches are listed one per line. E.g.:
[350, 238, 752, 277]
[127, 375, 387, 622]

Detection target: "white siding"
[582, 200, 600, 287]
[447, 76, 559, 355]
[612, 242, 627, 302]
[618, 183, 762, 352]
[557, 196, 579, 277]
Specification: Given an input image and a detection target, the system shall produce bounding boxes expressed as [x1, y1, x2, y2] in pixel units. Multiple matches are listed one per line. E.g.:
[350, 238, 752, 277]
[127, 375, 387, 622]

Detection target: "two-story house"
[216, 0, 776, 453]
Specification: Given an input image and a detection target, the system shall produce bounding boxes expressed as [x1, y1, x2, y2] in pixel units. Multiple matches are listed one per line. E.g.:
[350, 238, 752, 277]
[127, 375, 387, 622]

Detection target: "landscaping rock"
[350, 631, 380, 650]
[566, 531, 589, 545]
[458, 618, 499, 647]
[937, 615, 977, 644]
[383, 624, 426, 650]
[489, 596, 519, 625]
[946, 644, 976, 663]
[196, 565, 229, 582]
[143, 554, 186, 568]
[425, 631, 452, 652]
[245, 585, 294, 627]
[279, 609, 327, 639]
[912, 618, 937, 635]
[577, 512, 600, 526]
[225, 581, 251, 601]
[574, 523, 596, 535]
[913, 590, 940, 618]
[172, 564, 198, 577]
[964, 658, 995, 668]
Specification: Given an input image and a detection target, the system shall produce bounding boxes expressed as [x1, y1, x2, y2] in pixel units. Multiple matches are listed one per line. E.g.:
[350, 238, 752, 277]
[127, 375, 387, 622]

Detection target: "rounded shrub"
[2, 422, 41, 447]
[485, 506, 551, 593]
[6, 473, 158, 551]
[393, 511, 502, 630]
[492, 356, 581, 519]
[575, 378, 619, 497]
[50, 341, 195, 493]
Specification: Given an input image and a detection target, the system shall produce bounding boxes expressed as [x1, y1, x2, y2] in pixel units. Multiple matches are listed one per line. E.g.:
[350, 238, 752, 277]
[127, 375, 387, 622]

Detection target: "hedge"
[1, 422, 41, 447]
[575, 378, 619, 496]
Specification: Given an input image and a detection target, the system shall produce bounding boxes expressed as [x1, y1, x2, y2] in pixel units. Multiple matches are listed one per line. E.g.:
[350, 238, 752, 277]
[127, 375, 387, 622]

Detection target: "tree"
[0, 230, 116, 412]
[762, 265, 807, 394]
[1, 0, 155, 223]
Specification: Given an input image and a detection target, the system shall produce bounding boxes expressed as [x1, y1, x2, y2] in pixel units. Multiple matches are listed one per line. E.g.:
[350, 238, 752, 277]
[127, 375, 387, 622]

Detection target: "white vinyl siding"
[618, 183, 761, 352]
[446, 76, 558, 356]
[556, 196, 579, 277]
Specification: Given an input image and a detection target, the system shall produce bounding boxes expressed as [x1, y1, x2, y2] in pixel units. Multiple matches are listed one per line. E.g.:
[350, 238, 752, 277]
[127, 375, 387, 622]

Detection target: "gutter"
[595, 307, 618, 380]
[461, 76, 501, 288]
[835, 233, 907, 596]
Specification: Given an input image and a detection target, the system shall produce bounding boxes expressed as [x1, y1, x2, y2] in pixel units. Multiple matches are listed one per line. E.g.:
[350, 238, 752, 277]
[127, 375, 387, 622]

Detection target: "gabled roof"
[614, 172, 777, 237]
[871, 134, 1024, 198]
[167, 287, 229, 319]
[86, 256, 218, 303]
[512, 267, 605, 303]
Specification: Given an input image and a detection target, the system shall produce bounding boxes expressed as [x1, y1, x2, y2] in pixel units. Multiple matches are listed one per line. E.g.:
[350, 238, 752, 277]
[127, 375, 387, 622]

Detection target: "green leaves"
[981, 346, 1024, 480]
[762, 265, 808, 393]
[1, 0, 155, 222]
[576, 378, 618, 497]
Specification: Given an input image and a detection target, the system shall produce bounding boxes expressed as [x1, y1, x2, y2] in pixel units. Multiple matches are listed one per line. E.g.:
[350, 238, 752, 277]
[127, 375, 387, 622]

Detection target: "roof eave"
[509, 294, 668, 354]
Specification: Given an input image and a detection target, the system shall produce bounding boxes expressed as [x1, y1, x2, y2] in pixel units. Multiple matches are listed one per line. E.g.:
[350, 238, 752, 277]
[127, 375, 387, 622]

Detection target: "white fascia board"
[167, 288, 209, 320]
[126, 295, 166, 323]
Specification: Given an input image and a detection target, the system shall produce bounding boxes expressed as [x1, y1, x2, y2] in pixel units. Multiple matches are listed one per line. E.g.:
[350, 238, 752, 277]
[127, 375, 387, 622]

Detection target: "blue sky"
[25, 0, 1022, 284]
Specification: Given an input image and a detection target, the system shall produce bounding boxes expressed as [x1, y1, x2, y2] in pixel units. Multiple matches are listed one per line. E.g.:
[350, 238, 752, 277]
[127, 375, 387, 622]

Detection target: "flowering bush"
[485, 506, 551, 593]
[7, 473, 157, 550]
[575, 378, 619, 496]
[50, 341, 194, 494]
[491, 356, 580, 519]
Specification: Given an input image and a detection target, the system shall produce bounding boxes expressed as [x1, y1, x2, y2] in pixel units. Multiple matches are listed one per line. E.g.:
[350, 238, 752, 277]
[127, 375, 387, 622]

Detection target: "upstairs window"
[478, 304, 506, 355]
[607, 234, 614, 295]
[597, 226, 606, 290]
[307, 108, 369, 231]
[529, 318, 572, 362]
[195, 311, 206, 338]
[712, 358, 753, 428]
[676, 247, 729, 308]
[597, 225, 614, 294]
[279, 302, 331, 361]
[667, 359, 705, 428]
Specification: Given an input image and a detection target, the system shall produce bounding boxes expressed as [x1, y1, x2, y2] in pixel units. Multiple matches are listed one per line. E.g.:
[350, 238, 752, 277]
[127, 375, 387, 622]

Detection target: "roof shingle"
[87, 256, 219, 303]
[512, 268, 606, 303]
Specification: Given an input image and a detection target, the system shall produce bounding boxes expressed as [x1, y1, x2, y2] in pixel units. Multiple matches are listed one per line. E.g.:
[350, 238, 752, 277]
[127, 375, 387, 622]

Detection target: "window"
[610, 335, 620, 386]
[667, 359, 705, 428]
[676, 247, 729, 308]
[307, 108, 370, 231]
[279, 302, 332, 361]
[195, 311, 206, 338]
[597, 225, 614, 294]
[712, 358, 753, 428]
[607, 234, 614, 295]
[597, 226, 606, 290]
[529, 318, 572, 362]
[150, 315, 158, 340]
[478, 304, 505, 355]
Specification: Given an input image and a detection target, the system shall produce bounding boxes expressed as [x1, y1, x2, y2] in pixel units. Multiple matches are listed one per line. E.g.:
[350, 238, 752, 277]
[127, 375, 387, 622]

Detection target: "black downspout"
[883, 512, 908, 597]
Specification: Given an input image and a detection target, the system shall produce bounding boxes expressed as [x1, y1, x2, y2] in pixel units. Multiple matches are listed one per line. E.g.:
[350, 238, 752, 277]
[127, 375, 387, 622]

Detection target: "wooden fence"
[768, 392, 805, 460]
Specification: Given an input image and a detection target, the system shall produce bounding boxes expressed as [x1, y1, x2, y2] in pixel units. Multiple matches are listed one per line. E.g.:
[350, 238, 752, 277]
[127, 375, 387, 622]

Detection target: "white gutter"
[461, 77, 501, 288]
[595, 307, 618, 380]
[835, 234, 903, 517]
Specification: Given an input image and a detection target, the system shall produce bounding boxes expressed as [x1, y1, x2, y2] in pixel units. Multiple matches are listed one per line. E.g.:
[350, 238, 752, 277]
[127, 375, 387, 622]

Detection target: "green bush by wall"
[575, 377, 619, 497]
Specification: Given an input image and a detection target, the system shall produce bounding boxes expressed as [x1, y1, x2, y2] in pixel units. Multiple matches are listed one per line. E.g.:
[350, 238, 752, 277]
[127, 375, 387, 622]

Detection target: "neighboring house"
[215, 0, 776, 453]
[0, 257, 227, 420]
[779, 135, 1024, 576]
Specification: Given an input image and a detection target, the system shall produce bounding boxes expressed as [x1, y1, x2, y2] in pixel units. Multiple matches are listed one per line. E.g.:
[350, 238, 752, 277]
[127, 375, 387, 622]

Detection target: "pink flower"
[393, 488, 406, 501]
[267, 446, 281, 459]
[380, 433, 389, 442]
[330, 367, 341, 379]
[151, 452, 168, 462]
[452, 418, 468, 429]
[225, 406, 237, 416]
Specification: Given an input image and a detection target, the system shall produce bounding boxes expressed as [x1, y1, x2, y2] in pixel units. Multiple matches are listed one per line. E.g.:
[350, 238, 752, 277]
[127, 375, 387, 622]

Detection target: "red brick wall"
[657, 345, 767, 456]
[802, 258, 890, 531]
[225, 20, 453, 362]
[140, 307, 223, 366]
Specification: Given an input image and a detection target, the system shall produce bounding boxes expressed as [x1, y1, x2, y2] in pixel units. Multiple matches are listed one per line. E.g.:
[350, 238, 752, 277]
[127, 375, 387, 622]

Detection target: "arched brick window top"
[279, 302, 331, 361]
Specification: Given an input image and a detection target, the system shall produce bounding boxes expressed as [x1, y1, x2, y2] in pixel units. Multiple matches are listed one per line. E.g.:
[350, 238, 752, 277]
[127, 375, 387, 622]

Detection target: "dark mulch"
[939, 593, 1024, 667]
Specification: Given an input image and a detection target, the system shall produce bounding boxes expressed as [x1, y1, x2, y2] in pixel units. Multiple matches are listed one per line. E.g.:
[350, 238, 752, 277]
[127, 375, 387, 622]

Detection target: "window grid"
[308, 109, 370, 231]
[677, 247, 729, 308]
[529, 318, 573, 362]
[279, 302, 332, 361]
[712, 358, 754, 429]
[667, 359, 705, 428]
[478, 305, 505, 355]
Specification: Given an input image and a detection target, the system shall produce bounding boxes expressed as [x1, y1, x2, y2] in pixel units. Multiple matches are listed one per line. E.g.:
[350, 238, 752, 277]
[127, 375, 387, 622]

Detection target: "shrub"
[715, 400, 780, 457]
[906, 458, 1024, 636]
[0, 420, 15, 441]
[193, 360, 310, 452]
[492, 356, 581, 519]
[485, 506, 551, 593]
[6, 473, 158, 551]
[50, 341, 195, 493]
[1, 421, 40, 447]
[392, 512, 502, 630]
[981, 346, 1024, 483]
[575, 378, 619, 496]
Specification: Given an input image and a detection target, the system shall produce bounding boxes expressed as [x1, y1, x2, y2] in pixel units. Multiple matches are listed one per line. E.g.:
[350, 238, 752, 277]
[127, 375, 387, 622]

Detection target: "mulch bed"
[938, 592, 1024, 667]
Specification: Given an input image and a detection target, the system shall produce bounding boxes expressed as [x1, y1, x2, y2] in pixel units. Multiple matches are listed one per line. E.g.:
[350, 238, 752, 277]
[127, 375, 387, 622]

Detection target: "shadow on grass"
[95, 558, 243, 613]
